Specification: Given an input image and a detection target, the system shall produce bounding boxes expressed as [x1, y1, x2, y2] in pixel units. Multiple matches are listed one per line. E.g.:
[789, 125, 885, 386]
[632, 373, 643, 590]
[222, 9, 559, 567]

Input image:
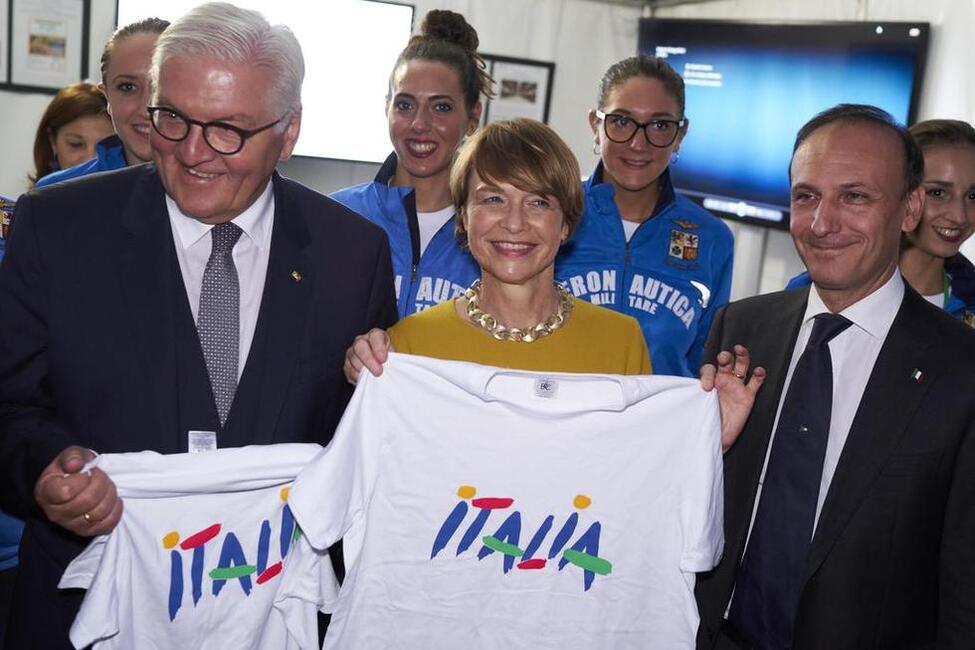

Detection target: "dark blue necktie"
[728, 313, 853, 649]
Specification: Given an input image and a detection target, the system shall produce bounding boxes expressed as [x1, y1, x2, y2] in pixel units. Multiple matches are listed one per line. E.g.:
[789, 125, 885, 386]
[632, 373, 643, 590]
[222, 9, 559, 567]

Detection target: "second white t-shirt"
[59, 444, 332, 650]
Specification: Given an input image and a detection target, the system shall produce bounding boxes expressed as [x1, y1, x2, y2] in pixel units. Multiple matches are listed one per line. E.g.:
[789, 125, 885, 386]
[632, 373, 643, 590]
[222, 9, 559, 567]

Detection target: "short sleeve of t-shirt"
[273, 533, 341, 647]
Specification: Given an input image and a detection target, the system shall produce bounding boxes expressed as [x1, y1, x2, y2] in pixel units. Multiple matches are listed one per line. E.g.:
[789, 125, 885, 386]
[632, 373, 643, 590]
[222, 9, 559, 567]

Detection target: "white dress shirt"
[165, 183, 274, 380]
[751, 271, 905, 537]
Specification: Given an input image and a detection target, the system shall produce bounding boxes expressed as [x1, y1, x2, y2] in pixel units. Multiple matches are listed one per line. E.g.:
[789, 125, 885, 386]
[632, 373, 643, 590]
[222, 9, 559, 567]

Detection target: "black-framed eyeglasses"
[147, 106, 285, 155]
[595, 109, 686, 148]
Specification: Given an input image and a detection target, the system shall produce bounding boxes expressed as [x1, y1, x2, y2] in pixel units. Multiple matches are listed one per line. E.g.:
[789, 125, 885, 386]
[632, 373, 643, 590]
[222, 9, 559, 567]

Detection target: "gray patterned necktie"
[197, 221, 243, 426]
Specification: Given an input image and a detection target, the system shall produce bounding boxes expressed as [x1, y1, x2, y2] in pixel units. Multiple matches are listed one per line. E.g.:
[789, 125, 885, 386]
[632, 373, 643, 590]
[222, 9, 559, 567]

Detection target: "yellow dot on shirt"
[457, 485, 476, 499]
[162, 531, 180, 549]
[573, 494, 592, 509]
[280, 487, 290, 502]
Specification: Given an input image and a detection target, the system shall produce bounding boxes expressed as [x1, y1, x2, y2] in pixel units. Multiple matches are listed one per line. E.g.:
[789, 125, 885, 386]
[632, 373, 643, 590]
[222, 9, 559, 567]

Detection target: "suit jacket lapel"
[803, 289, 937, 582]
[116, 167, 182, 452]
[725, 288, 808, 552]
[229, 174, 312, 445]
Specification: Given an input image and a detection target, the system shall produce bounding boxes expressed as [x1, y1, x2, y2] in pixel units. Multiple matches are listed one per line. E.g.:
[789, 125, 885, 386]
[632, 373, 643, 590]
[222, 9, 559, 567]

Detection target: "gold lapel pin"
[291, 270, 302, 283]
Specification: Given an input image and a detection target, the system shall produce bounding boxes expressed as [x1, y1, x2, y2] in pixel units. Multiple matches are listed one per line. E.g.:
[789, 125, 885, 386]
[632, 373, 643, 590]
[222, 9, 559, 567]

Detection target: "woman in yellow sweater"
[387, 118, 650, 375]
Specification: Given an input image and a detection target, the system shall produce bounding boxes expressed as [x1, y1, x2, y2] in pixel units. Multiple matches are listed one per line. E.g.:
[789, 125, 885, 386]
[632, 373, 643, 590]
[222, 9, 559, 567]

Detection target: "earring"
[670, 151, 680, 164]
[593, 142, 600, 156]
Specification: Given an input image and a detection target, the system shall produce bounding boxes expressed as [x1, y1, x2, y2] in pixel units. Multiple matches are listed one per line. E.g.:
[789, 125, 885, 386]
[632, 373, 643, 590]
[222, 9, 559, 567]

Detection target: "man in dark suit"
[0, 4, 396, 647]
[696, 104, 975, 649]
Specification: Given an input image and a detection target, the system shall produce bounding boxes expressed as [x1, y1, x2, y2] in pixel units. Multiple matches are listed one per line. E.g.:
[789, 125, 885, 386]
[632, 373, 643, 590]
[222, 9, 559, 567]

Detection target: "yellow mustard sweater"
[388, 296, 651, 375]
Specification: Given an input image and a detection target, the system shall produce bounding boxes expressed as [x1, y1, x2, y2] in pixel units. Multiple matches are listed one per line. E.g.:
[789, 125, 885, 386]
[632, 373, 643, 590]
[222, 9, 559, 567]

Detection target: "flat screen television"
[638, 19, 929, 229]
[116, 0, 414, 163]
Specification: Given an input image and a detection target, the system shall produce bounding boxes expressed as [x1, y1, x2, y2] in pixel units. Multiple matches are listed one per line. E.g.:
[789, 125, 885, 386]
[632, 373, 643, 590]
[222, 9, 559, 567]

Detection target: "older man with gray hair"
[0, 4, 396, 647]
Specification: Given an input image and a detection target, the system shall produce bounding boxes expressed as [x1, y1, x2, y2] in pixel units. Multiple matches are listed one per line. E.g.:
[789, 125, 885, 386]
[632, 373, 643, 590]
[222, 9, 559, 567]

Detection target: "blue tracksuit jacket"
[330, 153, 479, 318]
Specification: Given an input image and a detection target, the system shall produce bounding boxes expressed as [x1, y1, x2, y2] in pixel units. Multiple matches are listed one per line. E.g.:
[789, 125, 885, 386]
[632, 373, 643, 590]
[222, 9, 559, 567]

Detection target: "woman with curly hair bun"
[331, 10, 493, 317]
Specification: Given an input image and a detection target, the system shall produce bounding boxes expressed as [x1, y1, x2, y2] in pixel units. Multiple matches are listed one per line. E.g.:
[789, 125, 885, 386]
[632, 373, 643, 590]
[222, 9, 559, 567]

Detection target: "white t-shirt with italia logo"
[278, 353, 724, 649]
[59, 443, 333, 650]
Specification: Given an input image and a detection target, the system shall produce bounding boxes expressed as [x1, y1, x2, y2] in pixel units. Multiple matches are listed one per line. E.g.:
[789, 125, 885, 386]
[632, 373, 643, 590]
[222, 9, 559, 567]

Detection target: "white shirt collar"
[803, 271, 904, 340]
[165, 181, 275, 251]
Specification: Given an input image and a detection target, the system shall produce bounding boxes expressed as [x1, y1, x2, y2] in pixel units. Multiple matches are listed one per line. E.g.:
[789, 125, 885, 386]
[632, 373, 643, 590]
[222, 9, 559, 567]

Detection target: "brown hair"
[450, 118, 584, 245]
[389, 10, 493, 111]
[909, 118, 975, 151]
[100, 17, 170, 81]
[597, 55, 685, 115]
[30, 82, 109, 185]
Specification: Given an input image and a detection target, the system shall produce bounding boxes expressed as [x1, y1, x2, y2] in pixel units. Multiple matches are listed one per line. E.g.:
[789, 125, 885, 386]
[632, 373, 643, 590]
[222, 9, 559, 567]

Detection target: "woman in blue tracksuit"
[556, 56, 734, 377]
[330, 10, 489, 317]
[36, 17, 169, 188]
[787, 118, 975, 326]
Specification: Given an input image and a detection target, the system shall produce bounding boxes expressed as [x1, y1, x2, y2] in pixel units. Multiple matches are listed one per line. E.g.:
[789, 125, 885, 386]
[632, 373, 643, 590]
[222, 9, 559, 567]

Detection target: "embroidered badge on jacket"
[669, 229, 699, 261]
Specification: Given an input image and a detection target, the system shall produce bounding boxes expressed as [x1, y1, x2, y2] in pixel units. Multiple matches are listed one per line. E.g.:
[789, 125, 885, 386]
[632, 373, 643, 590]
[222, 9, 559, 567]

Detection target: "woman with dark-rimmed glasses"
[556, 55, 735, 378]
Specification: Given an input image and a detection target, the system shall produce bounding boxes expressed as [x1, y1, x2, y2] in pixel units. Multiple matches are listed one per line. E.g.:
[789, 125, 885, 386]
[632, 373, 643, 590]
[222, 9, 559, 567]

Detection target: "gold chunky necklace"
[464, 280, 573, 343]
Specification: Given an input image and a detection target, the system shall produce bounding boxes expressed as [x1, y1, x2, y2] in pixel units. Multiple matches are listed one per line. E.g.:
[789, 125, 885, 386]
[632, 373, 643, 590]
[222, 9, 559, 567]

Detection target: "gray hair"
[150, 2, 303, 116]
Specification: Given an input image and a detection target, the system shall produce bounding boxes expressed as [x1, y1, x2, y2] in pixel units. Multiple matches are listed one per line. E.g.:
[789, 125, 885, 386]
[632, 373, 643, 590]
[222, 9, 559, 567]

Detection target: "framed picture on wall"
[480, 54, 555, 126]
[5, 0, 88, 92]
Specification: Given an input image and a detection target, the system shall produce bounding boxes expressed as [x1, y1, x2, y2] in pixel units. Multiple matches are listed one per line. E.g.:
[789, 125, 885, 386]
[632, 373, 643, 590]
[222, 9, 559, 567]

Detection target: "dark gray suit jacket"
[695, 285, 975, 649]
[0, 164, 397, 648]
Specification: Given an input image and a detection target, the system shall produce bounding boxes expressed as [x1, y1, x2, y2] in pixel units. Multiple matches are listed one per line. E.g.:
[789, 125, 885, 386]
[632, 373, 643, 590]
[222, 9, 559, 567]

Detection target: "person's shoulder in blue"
[944, 254, 975, 324]
[557, 162, 734, 377]
[784, 270, 812, 291]
[0, 511, 24, 572]
[34, 134, 127, 188]
[331, 153, 413, 234]
[331, 153, 479, 318]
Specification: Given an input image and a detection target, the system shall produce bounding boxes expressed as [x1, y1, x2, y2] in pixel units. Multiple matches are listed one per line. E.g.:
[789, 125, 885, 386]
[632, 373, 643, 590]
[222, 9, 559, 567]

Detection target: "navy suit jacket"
[695, 285, 975, 649]
[0, 164, 397, 647]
